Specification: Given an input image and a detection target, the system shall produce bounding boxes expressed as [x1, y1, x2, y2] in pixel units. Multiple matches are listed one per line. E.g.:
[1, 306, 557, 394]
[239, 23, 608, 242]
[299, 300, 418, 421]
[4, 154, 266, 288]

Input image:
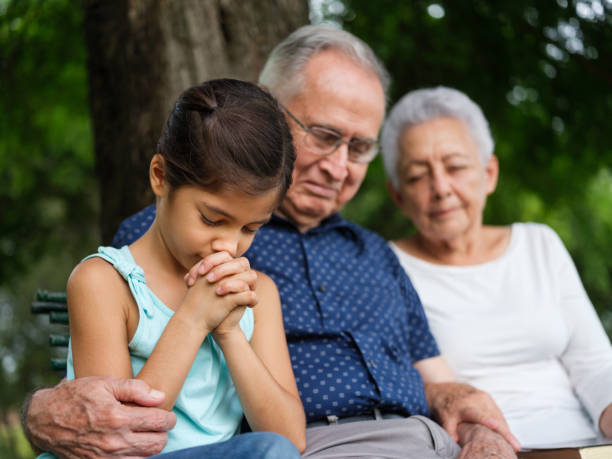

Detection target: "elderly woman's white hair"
[381, 86, 494, 189]
[258, 25, 390, 104]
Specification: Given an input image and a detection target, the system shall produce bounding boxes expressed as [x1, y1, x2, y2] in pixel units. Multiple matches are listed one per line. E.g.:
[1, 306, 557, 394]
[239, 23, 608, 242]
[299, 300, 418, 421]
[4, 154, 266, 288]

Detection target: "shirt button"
[369, 360, 377, 369]
[318, 285, 326, 293]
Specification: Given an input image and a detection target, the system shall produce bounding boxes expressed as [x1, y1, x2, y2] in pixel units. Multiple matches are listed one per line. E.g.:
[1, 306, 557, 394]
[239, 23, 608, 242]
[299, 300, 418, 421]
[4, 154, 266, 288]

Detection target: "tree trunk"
[83, 0, 309, 243]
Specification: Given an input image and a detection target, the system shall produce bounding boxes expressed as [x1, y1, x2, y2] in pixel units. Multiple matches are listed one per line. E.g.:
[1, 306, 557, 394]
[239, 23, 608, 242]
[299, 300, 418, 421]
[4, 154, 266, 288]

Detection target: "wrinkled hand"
[425, 382, 520, 451]
[25, 376, 176, 458]
[457, 423, 517, 459]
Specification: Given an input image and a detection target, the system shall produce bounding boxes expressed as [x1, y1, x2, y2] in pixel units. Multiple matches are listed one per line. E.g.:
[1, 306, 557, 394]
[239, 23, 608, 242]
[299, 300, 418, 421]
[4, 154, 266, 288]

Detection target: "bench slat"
[34, 289, 69, 371]
[36, 290, 67, 303]
[49, 334, 70, 346]
[49, 311, 69, 324]
[51, 358, 67, 371]
[32, 301, 68, 314]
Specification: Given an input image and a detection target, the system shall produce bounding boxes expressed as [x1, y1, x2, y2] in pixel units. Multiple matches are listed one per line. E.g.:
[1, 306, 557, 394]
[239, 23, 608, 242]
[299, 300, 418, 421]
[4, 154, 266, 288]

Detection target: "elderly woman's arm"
[546, 225, 612, 437]
[22, 377, 176, 459]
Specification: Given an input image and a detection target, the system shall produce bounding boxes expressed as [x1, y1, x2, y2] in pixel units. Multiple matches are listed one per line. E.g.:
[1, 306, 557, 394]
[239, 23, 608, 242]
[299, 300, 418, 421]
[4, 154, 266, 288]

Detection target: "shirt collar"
[270, 212, 364, 248]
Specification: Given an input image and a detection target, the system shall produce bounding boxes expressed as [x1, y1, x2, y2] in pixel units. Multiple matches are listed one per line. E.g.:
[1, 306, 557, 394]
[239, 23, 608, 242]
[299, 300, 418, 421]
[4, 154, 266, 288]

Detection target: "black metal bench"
[32, 289, 68, 371]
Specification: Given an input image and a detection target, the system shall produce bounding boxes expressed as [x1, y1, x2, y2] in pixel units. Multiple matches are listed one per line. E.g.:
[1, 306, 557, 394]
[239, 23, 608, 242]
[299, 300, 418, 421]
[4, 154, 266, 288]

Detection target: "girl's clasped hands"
[183, 252, 258, 340]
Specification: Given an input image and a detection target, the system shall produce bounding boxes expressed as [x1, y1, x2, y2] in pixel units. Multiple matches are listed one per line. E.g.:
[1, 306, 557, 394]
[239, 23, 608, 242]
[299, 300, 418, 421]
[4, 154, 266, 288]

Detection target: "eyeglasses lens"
[306, 128, 377, 163]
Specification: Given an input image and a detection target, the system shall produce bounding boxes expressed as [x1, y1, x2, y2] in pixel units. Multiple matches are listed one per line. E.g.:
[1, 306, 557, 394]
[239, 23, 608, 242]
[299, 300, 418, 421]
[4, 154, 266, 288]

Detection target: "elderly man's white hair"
[258, 25, 390, 104]
[381, 86, 494, 189]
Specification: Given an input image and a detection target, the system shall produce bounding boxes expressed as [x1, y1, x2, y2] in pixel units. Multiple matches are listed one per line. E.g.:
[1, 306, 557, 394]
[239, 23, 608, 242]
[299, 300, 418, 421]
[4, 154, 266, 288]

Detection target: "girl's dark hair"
[158, 78, 295, 200]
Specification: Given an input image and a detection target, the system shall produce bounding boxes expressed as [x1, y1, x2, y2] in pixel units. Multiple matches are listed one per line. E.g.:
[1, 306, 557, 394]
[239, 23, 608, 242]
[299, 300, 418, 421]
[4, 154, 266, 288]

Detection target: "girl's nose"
[211, 237, 239, 258]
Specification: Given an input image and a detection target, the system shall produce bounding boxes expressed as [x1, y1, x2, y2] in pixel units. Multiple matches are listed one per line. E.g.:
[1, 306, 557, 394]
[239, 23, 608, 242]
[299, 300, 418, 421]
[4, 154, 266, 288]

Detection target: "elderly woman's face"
[391, 117, 498, 243]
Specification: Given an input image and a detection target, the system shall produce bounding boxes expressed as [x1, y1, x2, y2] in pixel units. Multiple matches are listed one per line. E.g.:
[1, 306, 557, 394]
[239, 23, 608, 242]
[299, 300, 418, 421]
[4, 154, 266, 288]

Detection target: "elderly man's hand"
[425, 382, 520, 451]
[24, 376, 176, 458]
[457, 423, 517, 459]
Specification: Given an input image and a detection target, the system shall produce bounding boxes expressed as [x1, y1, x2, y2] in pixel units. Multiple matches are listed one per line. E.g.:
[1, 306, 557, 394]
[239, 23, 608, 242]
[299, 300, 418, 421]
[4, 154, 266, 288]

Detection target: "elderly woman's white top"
[390, 223, 612, 446]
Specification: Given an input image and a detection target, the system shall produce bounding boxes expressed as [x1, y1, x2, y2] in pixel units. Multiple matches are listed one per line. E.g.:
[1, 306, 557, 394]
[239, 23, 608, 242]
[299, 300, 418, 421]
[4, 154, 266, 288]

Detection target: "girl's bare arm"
[69, 256, 254, 411]
[68, 258, 137, 381]
[214, 273, 306, 451]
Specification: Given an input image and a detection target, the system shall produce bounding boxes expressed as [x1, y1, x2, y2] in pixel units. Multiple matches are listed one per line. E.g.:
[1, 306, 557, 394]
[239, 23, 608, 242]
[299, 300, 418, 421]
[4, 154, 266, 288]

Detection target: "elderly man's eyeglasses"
[282, 106, 379, 164]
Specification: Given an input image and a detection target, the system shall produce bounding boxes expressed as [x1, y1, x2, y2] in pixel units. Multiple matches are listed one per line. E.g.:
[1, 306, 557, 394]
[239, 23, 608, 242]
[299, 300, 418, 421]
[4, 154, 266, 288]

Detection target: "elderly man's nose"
[320, 143, 349, 181]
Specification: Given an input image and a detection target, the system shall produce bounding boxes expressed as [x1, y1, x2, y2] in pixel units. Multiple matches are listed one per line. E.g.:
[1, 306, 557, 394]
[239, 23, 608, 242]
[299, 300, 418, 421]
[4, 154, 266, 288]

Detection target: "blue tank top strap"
[82, 246, 154, 319]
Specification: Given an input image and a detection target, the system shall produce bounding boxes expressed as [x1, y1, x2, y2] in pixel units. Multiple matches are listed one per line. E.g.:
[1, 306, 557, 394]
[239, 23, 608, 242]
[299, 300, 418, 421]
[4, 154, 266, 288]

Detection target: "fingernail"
[206, 272, 215, 281]
[149, 389, 164, 399]
[187, 277, 194, 286]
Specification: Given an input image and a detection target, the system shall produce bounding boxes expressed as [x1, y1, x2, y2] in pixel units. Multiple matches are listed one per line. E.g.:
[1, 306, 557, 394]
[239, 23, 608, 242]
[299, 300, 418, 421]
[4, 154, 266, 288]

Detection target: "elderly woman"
[380, 86, 612, 446]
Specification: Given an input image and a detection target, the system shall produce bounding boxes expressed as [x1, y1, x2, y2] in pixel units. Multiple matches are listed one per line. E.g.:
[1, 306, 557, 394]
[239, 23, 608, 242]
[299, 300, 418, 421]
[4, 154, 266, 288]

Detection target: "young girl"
[58, 80, 304, 457]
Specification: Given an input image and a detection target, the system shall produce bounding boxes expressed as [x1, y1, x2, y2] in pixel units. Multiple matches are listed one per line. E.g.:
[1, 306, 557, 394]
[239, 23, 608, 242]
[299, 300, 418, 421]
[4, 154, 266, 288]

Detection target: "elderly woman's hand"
[425, 382, 521, 451]
[457, 423, 518, 459]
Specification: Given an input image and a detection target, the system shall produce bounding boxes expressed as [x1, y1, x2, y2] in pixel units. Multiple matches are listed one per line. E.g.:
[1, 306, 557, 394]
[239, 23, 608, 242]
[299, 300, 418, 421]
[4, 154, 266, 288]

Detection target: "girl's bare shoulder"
[67, 256, 132, 312]
[68, 256, 122, 288]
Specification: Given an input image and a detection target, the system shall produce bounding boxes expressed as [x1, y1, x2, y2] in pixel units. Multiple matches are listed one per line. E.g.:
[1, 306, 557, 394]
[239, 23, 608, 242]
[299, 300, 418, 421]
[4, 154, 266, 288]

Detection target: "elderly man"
[23, 26, 519, 458]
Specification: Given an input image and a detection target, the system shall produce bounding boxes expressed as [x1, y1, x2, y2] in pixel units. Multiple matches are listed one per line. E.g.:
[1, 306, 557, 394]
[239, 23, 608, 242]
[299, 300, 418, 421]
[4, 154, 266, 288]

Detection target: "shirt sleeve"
[394, 253, 441, 362]
[547, 225, 612, 429]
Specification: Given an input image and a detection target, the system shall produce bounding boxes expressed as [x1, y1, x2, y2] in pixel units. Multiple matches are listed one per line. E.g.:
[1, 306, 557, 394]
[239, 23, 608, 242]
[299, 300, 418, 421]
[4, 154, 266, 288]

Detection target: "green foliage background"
[0, 0, 611, 456]
[337, 0, 612, 323]
[0, 0, 97, 456]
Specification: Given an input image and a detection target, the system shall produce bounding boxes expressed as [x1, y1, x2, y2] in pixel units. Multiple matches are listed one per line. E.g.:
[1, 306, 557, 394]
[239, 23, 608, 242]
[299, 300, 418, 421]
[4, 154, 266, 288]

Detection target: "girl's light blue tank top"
[41, 246, 254, 457]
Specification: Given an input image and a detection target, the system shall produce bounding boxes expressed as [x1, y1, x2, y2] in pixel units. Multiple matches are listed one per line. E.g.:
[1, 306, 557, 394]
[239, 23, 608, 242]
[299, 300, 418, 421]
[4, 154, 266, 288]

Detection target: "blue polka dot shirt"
[113, 206, 440, 422]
